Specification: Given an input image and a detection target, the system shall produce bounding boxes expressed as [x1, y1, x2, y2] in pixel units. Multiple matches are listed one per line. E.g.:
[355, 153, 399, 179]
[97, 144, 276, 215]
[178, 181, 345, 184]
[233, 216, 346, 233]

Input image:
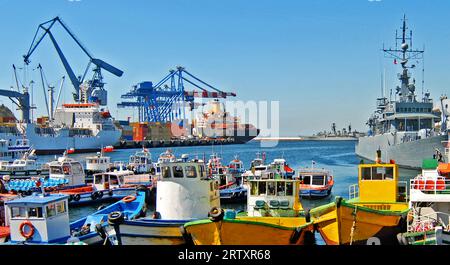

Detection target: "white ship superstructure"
[0, 102, 121, 155]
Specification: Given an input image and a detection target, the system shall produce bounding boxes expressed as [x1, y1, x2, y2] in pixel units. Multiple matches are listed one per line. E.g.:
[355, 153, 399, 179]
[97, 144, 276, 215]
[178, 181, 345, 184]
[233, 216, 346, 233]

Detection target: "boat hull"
[311, 197, 409, 245]
[114, 219, 188, 245]
[356, 134, 447, 169]
[399, 228, 450, 245]
[183, 217, 314, 245]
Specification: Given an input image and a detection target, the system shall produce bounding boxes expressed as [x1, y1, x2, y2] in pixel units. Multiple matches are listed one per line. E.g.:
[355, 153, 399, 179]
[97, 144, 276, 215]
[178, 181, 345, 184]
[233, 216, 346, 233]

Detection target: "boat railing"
[407, 211, 450, 233]
[348, 184, 359, 200]
[410, 177, 450, 194]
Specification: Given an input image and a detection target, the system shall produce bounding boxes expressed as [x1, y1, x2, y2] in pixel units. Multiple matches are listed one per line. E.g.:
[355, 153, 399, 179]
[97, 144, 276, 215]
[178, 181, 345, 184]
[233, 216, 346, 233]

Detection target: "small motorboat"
[128, 148, 154, 174]
[297, 162, 334, 198]
[67, 148, 76, 154]
[85, 151, 112, 174]
[102, 146, 114, 153]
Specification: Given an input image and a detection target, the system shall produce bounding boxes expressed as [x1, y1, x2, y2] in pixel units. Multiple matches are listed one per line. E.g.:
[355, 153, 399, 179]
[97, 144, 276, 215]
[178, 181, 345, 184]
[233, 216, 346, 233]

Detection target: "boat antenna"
[383, 15, 424, 103]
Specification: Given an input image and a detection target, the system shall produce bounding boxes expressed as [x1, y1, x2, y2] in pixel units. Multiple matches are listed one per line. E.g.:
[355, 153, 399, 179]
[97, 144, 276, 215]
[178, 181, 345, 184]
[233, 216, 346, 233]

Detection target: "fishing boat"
[2, 190, 146, 245]
[182, 173, 314, 245]
[398, 147, 450, 245]
[0, 149, 45, 176]
[102, 145, 114, 153]
[228, 155, 245, 175]
[128, 148, 154, 174]
[270, 158, 295, 178]
[100, 155, 220, 245]
[310, 151, 409, 245]
[85, 151, 112, 174]
[154, 149, 176, 177]
[297, 162, 334, 198]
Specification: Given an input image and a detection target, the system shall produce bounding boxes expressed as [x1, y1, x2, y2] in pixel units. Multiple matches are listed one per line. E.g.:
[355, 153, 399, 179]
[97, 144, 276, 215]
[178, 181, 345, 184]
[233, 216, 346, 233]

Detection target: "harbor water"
[36, 140, 420, 245]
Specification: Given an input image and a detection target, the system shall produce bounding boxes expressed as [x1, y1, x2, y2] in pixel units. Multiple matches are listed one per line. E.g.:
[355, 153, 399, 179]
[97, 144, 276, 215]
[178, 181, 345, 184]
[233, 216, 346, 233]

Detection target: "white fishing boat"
[85, 151, 112, 174]
[0, 149, 44, 176]
[47, 153, 86, 186]
[398, 148, 450, 245]
[100, 154, 220, 245]
[128, 148, 154, 174]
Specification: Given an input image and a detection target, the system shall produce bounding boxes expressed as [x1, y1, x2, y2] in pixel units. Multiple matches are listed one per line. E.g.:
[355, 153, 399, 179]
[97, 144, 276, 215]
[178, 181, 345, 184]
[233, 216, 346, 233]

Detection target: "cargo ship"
[0, 102, 121, 155]
[192, 99, 260, 144]
[355, 16, 449, 169]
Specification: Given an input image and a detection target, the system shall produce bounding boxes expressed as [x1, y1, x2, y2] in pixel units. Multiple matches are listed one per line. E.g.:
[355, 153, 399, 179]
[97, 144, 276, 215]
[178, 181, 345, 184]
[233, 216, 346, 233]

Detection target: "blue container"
[224, 209, 236, 220]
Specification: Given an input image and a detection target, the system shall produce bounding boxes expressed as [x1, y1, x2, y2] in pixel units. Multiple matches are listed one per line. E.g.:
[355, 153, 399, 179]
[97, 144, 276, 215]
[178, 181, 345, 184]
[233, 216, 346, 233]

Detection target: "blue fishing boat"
[2, 190, 146, 245]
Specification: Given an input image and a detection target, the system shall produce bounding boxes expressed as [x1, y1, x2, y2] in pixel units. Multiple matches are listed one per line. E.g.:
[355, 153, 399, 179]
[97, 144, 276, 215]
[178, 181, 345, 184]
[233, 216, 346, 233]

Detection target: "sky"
[0, 0, 449, 136]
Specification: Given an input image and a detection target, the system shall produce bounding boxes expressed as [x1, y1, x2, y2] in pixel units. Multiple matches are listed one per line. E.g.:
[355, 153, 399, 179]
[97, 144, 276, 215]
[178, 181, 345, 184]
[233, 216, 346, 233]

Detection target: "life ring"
[73, 194, 81, 202]
[19, 221, 35, 239]
[122, 195, 136, 203]
[208, 207, 224, 222]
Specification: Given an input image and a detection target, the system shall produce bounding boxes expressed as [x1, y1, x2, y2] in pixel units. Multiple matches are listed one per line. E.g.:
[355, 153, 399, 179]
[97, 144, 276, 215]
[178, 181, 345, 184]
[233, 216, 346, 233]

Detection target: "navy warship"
[355, 16, 449, 169]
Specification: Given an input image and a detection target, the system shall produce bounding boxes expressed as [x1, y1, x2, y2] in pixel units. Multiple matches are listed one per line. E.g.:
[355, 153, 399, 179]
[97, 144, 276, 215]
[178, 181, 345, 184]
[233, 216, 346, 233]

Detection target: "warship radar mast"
[383, 15, 425, 103]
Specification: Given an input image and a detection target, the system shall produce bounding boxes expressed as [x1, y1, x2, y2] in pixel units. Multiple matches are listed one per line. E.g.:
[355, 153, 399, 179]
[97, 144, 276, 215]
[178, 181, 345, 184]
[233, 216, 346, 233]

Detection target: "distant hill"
[0, 104, 16, 119]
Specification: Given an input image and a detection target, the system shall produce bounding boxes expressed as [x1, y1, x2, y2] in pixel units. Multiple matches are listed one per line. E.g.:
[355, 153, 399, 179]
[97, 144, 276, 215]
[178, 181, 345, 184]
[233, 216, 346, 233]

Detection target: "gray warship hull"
[355, 134, 448, 169]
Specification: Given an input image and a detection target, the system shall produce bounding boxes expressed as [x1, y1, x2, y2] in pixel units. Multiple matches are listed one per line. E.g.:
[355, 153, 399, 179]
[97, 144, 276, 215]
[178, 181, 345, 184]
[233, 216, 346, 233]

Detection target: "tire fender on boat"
[96, 191, 104, 199]
[73, 194, 81, 202]
[208, 207, 224, 222]
[108, 211, 125, 225]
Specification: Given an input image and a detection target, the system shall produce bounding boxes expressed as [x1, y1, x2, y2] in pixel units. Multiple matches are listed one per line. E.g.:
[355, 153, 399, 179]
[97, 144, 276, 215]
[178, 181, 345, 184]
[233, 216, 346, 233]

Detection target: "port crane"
[117, 66, 236, 123]
[23, 16, 123, 106]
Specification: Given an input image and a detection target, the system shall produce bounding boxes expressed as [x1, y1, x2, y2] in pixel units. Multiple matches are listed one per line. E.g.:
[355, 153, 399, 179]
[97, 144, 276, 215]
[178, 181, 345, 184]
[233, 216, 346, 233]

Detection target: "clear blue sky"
[0, 0, 449, 136]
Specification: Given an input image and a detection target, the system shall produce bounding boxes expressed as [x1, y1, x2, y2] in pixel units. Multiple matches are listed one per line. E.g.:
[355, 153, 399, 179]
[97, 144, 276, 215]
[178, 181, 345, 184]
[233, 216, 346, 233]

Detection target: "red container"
[133, 123, 148, 141]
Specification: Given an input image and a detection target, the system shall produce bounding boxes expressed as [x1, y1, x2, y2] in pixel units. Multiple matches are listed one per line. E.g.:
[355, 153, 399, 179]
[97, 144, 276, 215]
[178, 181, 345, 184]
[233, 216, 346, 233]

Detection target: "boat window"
[199, 165, 206, 179]
[72, 163, 83, 175]
[28, 207, 43, 218]
[361, 167, 372, 180]
[286, 182, 293, 196]
[267, 181, 276, 195]
[11, 207, 27, 218]
[94, 175, 103, 184]
[302, 175, 311, 185]
[162, 166, 171, 178]
[250, 182, 258, 195]
[110, 175, 119, 185]
[185, 166, 197, 178]
[258, 181, 266, 195]
[46, 204, 56, 218]
[372, 167, 385, 180]
[56, 201, 66, 214]
[62, 165, 71, 175]
[312, 176, 325, 186]
[277, 182, 285, 196]
[173, 166, 184, 178]
[50, 166, 63, 175]
[385, 167, 394, 180]
[118, 175, 124, 184]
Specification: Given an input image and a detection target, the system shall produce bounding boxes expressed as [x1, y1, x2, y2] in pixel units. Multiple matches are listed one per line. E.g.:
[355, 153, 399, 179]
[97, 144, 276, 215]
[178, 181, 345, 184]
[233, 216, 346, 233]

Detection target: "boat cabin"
[5, 193, 70, 243]
[93, 170, 150, 191]
[156, 158, 220, 220]
[247, 178, 302, 217]
[357, 162, 399, 203]
[47, 156, 85, 186]
[271, 159, 295, 177]
[128, 149, 153, 174]
[228, 156, 245, 174]
[85, 152, 111, 173]
[297, 168, 332, 187]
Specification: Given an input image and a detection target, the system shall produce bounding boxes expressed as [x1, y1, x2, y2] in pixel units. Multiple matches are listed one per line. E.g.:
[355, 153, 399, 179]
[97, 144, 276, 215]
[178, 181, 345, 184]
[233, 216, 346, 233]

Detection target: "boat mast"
[383, 15, 424, 103]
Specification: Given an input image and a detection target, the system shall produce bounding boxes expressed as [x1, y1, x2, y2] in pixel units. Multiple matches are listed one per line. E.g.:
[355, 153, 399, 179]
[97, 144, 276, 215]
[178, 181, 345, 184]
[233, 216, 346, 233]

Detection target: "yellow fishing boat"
[310, 151, 409, 245]
[182, 176, 314, 245]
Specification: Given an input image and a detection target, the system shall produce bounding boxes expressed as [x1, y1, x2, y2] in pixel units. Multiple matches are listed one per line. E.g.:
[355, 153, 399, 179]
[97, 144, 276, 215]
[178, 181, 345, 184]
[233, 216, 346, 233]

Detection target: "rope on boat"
[349, 204, 358, 245]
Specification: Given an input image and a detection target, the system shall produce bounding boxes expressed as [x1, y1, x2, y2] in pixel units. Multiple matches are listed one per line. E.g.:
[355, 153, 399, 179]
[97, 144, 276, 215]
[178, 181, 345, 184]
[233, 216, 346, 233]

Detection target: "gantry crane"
[117, 66, 236, 123]
[23, 16, 123, 105]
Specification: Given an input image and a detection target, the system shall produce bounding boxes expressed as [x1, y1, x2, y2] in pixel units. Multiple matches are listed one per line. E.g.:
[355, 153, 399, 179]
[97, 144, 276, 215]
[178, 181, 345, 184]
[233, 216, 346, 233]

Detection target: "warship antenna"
[383, 15, 424, 103]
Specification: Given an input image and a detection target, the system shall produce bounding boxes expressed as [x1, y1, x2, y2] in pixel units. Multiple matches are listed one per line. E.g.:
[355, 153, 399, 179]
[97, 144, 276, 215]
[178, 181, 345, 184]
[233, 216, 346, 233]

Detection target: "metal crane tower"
[117, 66, 236, 123]
[23, 17, 123, 105]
